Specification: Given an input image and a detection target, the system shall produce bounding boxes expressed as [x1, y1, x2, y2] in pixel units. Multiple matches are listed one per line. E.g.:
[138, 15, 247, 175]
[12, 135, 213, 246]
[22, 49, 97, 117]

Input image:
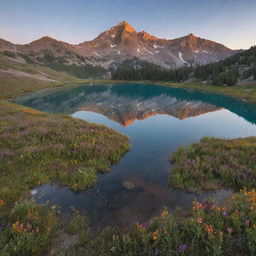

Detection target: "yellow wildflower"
[161, 208, 169, 217]
[152, 230, 159, 240]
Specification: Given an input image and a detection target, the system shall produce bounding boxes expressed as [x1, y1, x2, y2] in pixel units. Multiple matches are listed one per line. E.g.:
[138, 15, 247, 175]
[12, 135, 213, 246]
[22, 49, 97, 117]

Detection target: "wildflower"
[205, 224, 214, 233]
[136, 223, 145, 232]
[192, 201, 203, 210]
[12, 221, 25, 233]
[203, 201, 213, 210]
[178, 244, 188, 253]
[245, 220, 250, 226]
[152, 230, 159, 241]
[12, 221, 20, 232]
[222, 211, 228, 216]
[227, 227, 232, 234]
[0, 199, 4, 206]
[155, 249, 160, 255]
[161, 208, 169, 217]
[197, 217, 203, 224]
[163, 229, 168, 235]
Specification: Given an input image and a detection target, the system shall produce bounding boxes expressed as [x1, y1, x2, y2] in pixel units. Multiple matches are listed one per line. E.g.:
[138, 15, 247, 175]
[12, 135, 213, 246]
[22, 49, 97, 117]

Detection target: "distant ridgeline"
[112, 46, 256, 86]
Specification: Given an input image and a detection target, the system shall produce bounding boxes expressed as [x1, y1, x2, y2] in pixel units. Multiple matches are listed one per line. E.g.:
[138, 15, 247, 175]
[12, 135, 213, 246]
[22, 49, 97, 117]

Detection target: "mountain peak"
[117, 21, 129, 26]
[186, 33, 196, 39]
[30, 36, 57, 44]
[39, 36, 56, 41]
[115, 21, 136, 33]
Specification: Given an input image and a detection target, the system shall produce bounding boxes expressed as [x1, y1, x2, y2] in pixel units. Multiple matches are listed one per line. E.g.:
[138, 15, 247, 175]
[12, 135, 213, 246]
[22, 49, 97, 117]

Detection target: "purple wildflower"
[178, 244, 188, 253]
[141, 222, 147, 229]
[222, 211, 228, 216]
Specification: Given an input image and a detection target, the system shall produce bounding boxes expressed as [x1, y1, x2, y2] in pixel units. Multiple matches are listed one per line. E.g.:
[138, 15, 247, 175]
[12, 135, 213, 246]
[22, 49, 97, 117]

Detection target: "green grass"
[170, 137, 256, 193]
[65, 209, 87, 235]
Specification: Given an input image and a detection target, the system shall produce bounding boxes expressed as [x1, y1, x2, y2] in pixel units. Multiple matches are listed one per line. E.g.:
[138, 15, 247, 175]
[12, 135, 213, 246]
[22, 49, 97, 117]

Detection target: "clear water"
[14, 83, 256, 230]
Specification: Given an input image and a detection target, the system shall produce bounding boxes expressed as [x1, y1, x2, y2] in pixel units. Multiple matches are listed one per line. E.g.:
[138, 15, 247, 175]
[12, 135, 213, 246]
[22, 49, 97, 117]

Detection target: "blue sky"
[0, 0, 255, 49]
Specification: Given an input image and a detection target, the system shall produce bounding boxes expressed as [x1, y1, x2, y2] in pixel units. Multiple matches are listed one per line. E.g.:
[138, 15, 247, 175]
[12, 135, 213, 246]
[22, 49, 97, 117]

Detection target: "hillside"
[0, 53, 84, 99]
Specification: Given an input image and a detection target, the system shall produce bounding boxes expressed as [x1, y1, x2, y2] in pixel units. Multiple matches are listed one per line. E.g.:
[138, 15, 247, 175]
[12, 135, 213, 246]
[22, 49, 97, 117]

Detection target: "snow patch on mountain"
[143, 47, 154, 55]
[153, 44, 165, 49]
[94, 52, 101, 57]
[179, 52, 190, 65]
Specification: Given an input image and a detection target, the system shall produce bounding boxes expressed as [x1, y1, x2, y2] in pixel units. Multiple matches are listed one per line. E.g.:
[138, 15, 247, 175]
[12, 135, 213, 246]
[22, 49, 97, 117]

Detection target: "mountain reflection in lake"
[14, 83, 256, 230]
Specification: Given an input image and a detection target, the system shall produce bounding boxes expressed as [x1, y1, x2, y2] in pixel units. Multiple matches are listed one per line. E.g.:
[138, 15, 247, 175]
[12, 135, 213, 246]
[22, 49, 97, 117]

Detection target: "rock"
[30, 189, 37, 195]
[122, 181, 135, 190]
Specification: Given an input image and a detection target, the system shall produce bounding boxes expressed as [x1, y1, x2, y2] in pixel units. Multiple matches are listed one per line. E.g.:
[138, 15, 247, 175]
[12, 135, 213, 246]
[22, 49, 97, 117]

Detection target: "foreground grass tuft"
[65, 208, 87, 235]
[170, 137, 256, 192]
[0, 199, 58, 256]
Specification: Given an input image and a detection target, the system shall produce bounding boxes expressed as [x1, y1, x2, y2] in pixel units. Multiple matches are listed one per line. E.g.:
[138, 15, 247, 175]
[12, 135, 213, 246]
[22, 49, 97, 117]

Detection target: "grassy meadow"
[170, 137, 256, 192]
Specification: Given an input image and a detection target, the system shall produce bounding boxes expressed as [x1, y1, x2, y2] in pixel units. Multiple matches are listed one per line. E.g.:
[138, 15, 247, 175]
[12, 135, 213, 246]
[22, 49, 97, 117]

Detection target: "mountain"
[111, 46, 256, 86]
[0, 21, 239, 78]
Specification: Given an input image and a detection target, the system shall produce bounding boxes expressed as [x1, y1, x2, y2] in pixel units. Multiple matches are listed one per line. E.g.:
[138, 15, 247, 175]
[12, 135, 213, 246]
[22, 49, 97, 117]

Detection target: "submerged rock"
[122, 181, 135, 190]
[30, 189, 37, 195]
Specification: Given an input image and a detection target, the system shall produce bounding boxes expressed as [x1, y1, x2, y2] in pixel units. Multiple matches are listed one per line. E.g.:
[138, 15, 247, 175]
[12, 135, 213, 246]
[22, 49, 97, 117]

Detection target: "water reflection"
[14, 83, 256, 125]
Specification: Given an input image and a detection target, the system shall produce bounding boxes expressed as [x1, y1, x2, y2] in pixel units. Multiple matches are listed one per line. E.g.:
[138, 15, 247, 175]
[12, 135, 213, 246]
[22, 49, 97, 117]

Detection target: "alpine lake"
[14, 83, 256, 231]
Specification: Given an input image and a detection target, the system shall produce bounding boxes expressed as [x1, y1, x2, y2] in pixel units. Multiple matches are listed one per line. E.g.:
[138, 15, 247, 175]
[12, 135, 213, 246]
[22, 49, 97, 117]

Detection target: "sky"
[0, 0, 255, 49]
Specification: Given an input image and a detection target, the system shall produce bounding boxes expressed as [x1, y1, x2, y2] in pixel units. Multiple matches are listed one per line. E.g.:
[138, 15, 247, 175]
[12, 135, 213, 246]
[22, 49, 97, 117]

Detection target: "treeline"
[111, 46, 256, 86]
